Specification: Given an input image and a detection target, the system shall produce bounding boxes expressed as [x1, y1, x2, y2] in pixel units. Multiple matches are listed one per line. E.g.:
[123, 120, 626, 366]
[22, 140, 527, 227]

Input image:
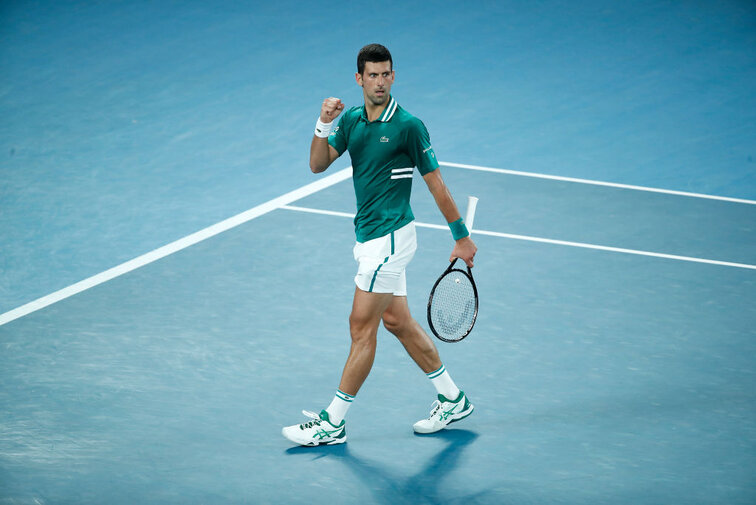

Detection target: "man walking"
[282, 44, 477, 446]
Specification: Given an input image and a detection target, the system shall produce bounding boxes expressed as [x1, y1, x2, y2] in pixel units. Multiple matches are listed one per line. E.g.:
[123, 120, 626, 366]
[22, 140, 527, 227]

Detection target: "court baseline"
[441, 162, 756, 205]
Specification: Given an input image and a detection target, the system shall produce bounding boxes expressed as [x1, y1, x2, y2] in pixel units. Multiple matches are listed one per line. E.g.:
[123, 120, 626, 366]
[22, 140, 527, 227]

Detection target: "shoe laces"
[299, 410, 322, 429]
[427, 400, 441, 418]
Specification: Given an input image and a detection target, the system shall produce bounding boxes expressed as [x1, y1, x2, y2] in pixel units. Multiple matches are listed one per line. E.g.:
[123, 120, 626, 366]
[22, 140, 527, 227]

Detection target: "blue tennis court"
[2, 1, 755, 504]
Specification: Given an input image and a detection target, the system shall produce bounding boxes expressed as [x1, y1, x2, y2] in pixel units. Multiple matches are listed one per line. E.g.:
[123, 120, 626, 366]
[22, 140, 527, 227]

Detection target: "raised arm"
[310, 97, 344, 173]
[422, 168, 478, 267]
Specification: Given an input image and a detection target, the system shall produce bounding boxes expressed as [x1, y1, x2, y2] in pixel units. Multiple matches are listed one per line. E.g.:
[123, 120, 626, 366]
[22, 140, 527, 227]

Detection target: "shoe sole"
[298, 437, 347, 447]
[282, 428, 347, 446]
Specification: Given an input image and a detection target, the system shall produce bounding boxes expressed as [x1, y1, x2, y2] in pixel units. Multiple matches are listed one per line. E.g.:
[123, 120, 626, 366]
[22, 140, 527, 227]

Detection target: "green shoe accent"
[319, 409, 344, 428]
[438, 390, 465, 403]
[448, 408, 473, 424]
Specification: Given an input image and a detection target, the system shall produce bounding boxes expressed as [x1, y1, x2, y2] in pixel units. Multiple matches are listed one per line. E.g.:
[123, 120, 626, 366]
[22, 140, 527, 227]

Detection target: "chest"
[347, 122, 405, 162]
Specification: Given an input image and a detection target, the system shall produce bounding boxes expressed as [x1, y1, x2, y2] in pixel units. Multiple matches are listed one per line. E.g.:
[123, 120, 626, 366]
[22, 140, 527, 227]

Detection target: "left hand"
[451, 236, 477, 268]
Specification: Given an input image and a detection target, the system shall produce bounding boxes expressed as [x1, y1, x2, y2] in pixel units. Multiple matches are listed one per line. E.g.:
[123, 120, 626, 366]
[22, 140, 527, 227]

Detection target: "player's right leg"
[339, 287, 394, 394]
[282, 288, 392, 447]
[283, 224, 410, 446]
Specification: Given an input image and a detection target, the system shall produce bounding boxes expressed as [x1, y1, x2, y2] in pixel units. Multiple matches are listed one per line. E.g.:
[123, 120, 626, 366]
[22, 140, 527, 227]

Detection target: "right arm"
[309, 97, 344, 173]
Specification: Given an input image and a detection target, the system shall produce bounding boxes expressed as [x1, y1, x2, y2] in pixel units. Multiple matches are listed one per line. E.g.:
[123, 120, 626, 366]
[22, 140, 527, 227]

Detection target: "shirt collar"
[361, 96, 398, 123]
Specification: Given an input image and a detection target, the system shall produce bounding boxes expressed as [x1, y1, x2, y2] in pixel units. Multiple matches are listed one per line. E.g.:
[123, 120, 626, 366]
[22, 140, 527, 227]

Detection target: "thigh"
[350, 287, 394, 330]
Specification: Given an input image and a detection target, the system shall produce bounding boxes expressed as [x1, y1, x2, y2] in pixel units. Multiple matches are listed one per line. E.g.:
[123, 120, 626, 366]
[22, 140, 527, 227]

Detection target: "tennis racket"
[427, 196, 479, 343]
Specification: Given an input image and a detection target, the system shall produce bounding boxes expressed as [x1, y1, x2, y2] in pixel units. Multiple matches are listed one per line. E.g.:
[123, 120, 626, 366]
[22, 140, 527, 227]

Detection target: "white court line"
[440, 162, 756, 205]
[0, 167, 353, 327]
[3, 161, 754, 327]
[281, 205, 756, 270]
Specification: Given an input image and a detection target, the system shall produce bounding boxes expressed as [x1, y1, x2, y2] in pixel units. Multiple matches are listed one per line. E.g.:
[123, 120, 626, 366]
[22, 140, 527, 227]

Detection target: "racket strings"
[429, 272, 476, 340]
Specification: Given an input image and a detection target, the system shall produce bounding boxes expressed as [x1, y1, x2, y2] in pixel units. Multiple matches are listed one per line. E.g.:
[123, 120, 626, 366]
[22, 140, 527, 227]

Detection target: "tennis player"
[282, 44, 477, 446]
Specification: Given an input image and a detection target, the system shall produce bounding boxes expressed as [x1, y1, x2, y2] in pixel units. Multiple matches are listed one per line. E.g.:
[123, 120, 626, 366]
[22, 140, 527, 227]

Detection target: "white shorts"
[353, 221, 417, 296]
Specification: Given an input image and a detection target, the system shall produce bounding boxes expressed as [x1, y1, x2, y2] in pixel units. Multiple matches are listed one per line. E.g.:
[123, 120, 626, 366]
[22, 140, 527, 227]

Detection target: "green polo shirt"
[328, 96, 439, 242]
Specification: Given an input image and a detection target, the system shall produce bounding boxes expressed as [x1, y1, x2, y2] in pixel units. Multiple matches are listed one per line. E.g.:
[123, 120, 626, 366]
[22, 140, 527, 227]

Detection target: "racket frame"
[427, 258, 479, 343]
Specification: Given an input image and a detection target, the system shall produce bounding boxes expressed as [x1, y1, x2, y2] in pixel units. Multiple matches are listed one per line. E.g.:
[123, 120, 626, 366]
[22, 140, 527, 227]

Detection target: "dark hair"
[357, 44, 393, 74]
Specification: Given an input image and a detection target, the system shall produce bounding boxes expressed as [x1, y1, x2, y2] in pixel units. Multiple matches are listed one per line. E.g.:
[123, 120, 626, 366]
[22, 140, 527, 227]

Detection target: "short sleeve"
[327, 114, 348, 156]
[406, 118, 439, 175]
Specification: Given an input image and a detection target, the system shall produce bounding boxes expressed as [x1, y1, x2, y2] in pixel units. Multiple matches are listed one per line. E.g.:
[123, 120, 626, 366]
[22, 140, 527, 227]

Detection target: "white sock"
[427, 364, 461, 401]
[325, 389, 354, 425]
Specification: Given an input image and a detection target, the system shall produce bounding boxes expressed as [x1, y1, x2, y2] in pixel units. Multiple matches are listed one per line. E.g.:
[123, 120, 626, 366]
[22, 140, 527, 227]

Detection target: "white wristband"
[315, 118, 333, 138]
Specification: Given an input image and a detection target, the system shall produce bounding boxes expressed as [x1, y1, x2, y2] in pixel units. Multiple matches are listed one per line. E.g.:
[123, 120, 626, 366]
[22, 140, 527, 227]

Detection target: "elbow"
[309, 156, 329, 173]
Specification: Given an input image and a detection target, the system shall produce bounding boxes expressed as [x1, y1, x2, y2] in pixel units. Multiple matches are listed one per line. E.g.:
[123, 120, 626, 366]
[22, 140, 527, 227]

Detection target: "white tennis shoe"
[413, 391, 474, 434]
[282, 410, 346, 446]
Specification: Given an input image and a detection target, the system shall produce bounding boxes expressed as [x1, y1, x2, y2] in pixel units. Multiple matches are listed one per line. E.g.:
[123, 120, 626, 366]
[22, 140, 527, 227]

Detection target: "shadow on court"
[285, 429, 491, 504]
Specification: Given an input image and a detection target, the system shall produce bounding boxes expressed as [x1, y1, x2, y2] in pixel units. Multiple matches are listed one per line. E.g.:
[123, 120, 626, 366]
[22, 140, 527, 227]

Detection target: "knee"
[382, 313, 408, 338]
[349, 313, 377, 345]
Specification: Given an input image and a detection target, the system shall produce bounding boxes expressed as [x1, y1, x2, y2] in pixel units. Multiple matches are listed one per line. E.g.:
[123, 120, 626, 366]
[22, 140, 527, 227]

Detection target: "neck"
[364, 100, 387, 122]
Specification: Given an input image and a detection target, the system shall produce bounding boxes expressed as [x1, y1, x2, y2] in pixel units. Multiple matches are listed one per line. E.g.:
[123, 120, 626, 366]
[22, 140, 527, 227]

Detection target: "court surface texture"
[1, 1, 755, 504]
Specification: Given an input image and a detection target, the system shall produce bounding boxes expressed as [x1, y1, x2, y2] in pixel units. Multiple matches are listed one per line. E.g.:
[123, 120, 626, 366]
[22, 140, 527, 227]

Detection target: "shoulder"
[393, 106, 430, 138]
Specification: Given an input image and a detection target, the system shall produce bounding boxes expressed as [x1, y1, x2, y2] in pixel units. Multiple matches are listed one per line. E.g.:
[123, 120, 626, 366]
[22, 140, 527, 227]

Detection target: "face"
[356, 60, 394, 107]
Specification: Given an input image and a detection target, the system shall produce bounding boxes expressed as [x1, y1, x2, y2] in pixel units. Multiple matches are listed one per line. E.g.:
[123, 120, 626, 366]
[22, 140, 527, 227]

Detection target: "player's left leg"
[382, 295, 441, 373]
[382, 296, 474, 433]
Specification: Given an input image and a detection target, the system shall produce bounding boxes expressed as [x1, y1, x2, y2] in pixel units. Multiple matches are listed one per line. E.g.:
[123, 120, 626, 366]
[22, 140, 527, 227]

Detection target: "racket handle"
[465, 196, 479, 234]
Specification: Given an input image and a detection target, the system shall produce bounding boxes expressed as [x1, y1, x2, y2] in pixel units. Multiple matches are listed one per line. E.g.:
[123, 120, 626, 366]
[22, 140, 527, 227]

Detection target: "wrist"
[448, 218, 469, 241]
[315, 117, 333, 138]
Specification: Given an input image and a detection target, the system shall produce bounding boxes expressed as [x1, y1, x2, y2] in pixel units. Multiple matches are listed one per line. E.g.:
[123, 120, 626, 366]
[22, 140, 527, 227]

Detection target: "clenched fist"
[320, 97, 345, 123]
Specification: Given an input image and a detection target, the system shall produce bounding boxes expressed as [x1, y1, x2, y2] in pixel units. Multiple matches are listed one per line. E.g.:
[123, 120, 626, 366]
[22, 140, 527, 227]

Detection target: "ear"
[355, 72, 363, 87]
